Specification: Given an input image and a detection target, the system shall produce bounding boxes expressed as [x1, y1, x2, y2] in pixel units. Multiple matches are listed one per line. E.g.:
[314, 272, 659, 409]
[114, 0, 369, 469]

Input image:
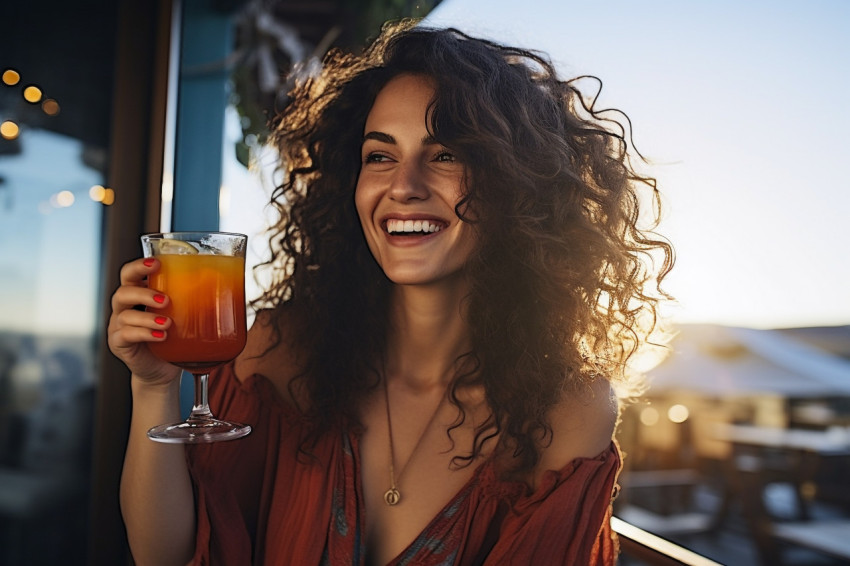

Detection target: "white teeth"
[386, 219, 443, 234]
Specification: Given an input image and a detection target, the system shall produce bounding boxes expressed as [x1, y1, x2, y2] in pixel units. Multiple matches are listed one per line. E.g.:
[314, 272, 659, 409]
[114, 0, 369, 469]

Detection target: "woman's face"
[355, 73, 476, 287]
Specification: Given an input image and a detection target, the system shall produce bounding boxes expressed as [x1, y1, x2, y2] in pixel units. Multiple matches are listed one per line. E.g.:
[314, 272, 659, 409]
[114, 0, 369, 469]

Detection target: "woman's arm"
[479, 382, 621, 565]
[120, 377, 196, 566]
[530, 377, 619, 489]
[108, 257, 196, 566]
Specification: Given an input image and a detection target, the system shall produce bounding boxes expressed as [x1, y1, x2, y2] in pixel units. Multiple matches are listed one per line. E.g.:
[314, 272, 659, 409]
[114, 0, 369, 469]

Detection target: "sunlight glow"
[219, 184, 231, 218]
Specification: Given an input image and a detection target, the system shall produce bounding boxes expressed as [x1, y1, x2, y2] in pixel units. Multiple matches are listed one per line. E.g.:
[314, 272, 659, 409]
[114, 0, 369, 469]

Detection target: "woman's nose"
[388, 162, 430, 202]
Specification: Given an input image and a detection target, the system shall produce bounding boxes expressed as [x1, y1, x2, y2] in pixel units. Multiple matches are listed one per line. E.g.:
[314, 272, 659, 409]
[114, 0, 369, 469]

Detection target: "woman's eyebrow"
[362, 131, 440, 146]
[363, 131, 395, 144]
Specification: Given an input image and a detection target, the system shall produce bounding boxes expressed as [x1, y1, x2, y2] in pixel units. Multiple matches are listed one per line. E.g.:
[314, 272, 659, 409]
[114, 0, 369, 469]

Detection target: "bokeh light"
[639, 406, 660, 426]
[667, 404, 690, 424]
[0, 120, 20, 140]
[51, 190, 75, 208]
[2, 69, 20, 85]
[42, 98, 60, 116]
[89, 185, 115, 206]
[23, 85, 43, 103]
[89, 185, 106, 201]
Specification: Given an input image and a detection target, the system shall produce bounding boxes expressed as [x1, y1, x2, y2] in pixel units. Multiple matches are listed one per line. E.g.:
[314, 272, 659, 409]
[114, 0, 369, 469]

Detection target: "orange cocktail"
[141, 231, 250, 443]
[148, 253, 247, 371]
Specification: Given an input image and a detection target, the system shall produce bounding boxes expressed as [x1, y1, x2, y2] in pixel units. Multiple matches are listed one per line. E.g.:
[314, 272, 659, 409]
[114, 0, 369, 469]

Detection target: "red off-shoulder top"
[186, 362, 621, 565]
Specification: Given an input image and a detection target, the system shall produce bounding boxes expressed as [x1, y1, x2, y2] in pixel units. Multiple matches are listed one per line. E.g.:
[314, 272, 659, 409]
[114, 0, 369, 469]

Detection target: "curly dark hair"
[256, 20, 674, 474]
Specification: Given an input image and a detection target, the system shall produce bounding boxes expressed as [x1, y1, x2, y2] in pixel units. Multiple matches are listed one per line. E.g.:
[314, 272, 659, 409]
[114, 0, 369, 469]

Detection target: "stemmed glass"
[141, 231, 251, 443]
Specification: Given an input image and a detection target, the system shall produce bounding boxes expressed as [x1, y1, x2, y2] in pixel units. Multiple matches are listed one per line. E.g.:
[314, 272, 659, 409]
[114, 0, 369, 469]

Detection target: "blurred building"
[617, 324, 850, 565]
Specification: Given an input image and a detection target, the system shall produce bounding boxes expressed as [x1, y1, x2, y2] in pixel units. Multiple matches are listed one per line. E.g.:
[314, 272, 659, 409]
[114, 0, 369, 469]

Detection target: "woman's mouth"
[385, 218, 446, 236]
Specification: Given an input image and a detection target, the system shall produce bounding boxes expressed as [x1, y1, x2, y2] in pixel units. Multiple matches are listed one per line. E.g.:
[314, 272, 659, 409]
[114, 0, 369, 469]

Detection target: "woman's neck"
[384, 279, 472, 393]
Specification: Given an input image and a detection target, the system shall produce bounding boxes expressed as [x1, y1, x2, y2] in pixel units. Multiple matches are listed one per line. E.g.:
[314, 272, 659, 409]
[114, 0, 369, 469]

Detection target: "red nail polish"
[151, 330, 165, 338]
[153, 294, 165, 304]
[154, 316, 167, 325]
[143, 258, 155, 267]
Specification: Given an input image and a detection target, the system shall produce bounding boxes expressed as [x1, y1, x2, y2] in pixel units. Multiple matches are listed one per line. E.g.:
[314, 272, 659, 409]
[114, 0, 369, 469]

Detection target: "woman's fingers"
[107, 258, 182, 385]
[108, 323, 165, 351]
[110, 309, 171, 343]
[111, 285, 168, 315]
[107, 309, 179, 384]
[112, 257, 169, 313]
[120, 256, 158, 286]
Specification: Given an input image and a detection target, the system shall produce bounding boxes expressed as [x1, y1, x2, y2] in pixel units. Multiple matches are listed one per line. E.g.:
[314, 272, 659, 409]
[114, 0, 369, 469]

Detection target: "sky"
[0, 130, 102, 336]
[421, 0, 850, 329]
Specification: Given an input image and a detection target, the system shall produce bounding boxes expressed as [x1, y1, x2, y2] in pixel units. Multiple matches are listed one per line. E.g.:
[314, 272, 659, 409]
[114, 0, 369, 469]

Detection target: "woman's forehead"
[364, 74, 436, 131]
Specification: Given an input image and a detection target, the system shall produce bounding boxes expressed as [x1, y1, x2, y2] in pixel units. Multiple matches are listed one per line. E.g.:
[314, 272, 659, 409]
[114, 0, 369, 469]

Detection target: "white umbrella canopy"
[646, 325, 850, 398]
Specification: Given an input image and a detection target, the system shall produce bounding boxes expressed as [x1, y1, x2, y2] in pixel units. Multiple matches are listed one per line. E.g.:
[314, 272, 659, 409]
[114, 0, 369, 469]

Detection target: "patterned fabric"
[187, 362, 621, 566]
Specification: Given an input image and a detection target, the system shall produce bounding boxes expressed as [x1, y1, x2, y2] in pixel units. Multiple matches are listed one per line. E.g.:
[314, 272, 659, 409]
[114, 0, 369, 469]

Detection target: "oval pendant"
[384, 487, 400, 506]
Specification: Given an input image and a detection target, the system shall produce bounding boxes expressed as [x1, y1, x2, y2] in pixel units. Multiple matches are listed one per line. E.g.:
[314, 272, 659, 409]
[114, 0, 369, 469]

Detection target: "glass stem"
[188, 372, 214, 422]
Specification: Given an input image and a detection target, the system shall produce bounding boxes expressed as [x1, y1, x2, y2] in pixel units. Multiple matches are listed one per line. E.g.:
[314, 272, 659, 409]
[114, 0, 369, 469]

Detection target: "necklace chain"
[382, 377, 445, 506]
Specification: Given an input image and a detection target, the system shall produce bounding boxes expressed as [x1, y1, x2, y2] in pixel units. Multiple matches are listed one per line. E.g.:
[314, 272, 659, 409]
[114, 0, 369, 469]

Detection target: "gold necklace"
[382, 377, 445, 506]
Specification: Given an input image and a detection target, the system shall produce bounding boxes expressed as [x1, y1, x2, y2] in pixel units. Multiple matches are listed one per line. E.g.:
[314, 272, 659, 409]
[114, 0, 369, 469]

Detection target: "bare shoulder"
[531, 377, 618, 488]
[233, 304, 306, 404]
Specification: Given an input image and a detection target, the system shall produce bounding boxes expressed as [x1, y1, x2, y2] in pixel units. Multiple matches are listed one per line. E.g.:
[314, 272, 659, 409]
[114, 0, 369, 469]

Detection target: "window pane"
[0, 2, 117, 563]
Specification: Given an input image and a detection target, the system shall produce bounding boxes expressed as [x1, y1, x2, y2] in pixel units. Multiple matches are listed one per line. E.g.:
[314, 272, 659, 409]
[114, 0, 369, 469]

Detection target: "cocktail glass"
[141, 231, 251, 443]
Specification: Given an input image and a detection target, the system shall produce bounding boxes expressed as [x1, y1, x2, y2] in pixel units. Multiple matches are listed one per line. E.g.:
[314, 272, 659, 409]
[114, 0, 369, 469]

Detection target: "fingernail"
[154, 316, 167, 325]
[143, 258, 155, 267]
[153, 294, 165, 304]
[151, 330, 165, 338]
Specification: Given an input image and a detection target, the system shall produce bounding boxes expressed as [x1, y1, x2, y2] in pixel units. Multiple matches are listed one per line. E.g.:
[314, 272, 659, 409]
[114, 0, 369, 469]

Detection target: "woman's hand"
[108, 257, 181, 386]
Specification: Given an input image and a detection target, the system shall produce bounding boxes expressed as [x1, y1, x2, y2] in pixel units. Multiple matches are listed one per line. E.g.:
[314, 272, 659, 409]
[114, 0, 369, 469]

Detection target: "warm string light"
[88, 184, 115, 205]
[42, 99, 60, 116]
[51, 190, 75, 208]
[2, 69, 20, 86]
[639, 403, 690, 426]
[0, 121, 19, 140]
[23, 85, 43, 103]
[39, 185, 115, 214]
[2, 68, 61, 118]
[3, 67, 93, 216]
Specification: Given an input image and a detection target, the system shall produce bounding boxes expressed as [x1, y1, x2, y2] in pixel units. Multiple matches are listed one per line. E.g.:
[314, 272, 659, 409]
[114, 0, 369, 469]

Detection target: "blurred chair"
[614, 468, 716, 539]
[614, 399, 723, 539]
[734, 439, 850, 565]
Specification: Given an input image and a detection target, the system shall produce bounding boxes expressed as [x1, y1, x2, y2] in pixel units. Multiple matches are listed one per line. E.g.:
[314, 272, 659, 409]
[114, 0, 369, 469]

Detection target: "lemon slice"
[156, 239, 199, 255]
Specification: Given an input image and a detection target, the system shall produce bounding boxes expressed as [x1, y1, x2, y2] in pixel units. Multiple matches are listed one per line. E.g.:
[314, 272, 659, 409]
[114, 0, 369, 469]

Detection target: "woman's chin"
[381, 267, 469, 290]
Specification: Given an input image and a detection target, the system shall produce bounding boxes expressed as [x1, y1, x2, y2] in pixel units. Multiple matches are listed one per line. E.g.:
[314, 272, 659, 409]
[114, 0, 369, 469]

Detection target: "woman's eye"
[364, 152, 390, 164]
[434, 151, 456, 163]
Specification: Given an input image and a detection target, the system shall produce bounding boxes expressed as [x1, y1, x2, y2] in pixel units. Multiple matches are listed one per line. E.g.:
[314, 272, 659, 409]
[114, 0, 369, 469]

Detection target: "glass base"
[147, 418, 252, 444]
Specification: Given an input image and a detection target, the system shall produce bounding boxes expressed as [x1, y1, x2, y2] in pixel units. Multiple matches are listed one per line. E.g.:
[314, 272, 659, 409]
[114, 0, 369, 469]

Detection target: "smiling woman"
[355, 74, 476, 287]
[109, 19, 672, 566]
